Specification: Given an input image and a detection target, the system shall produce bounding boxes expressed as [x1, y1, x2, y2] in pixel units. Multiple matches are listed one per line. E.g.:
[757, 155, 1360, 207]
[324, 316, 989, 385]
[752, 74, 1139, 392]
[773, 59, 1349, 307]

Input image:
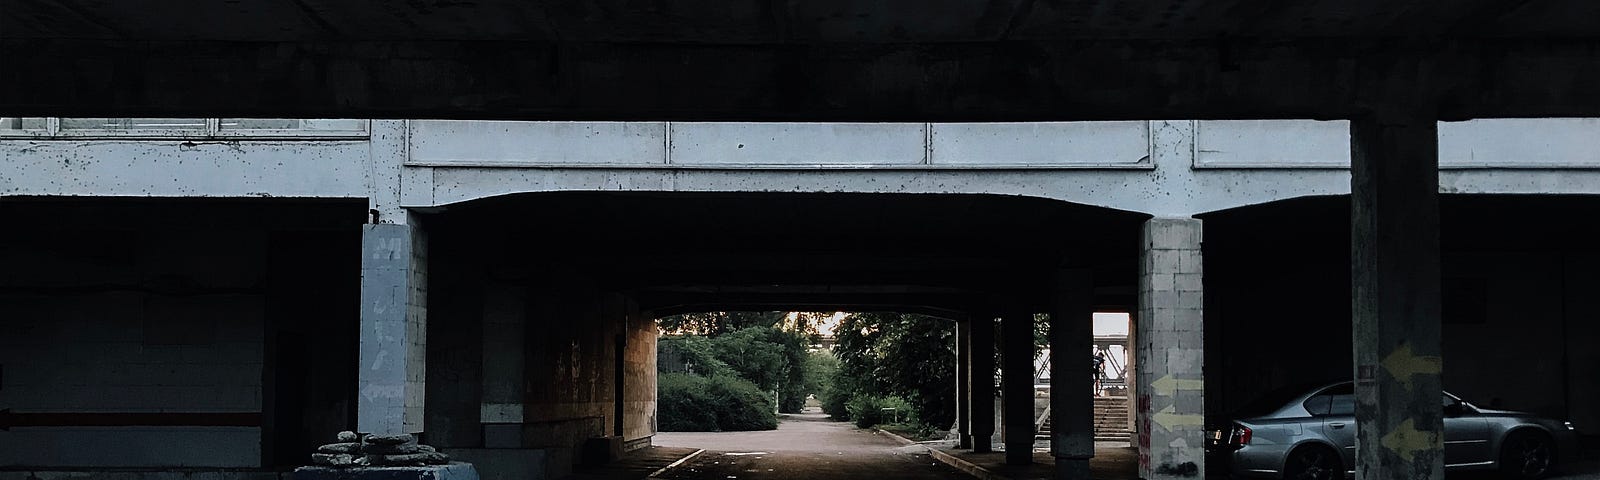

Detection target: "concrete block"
[1167, 350, 1203, 371]
[1173, 273, 1203, 292]
[481, 424, 524, 448]
[441, 449, 544, 480]
[293, 463, 478, 480]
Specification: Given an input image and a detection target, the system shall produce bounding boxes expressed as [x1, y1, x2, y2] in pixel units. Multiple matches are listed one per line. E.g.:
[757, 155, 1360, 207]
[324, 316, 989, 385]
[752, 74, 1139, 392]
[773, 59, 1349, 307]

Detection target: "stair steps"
[1036, 396, 1132, 442]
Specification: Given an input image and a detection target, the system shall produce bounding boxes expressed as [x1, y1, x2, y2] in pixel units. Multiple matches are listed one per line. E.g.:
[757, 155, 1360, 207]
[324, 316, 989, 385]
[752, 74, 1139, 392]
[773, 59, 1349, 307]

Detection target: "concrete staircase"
[1035, 396, 1132, 442]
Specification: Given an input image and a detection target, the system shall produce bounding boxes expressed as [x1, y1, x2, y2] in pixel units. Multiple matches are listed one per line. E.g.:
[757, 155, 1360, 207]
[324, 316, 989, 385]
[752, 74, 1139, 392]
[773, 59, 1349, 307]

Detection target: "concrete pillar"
[1136, 217, 1204, 480]
[970, 316, 996, 453]
[1350, 115, 1444, 480]
[359, 217, 429, 435]
[480, 283, 527, 447]
[1050, 270, 1093, 479]
[1001, 308, 1036, 465]
[956, 319, 973, 449]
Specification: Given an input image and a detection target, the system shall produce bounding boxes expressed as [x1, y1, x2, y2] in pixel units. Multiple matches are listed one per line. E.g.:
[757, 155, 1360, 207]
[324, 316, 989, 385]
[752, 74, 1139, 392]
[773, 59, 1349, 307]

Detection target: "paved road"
[653, 412, 975, 480]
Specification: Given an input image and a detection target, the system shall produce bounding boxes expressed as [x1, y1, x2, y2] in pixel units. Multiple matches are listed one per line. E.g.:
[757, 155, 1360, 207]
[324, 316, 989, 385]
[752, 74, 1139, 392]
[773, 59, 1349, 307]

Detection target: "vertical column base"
[1054, 457, 1089, 480]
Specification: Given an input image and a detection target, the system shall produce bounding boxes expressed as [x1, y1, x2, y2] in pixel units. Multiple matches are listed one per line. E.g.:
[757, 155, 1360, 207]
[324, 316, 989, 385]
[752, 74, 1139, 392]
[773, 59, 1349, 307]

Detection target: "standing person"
[1092, 351, 1107, 396]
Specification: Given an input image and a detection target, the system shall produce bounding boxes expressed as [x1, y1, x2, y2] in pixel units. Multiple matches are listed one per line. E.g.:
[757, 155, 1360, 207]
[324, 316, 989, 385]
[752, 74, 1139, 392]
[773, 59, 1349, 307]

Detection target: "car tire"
[1282, 444, 1343, 480]
[1499, 430, 1555, 480]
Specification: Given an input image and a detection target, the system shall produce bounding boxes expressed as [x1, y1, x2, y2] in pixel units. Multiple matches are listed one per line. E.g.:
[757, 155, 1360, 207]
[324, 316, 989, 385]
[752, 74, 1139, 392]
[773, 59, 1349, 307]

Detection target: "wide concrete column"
[1001, 307, 1036, 465]
[359, 216, 429, 435]
[970, 316, 997, 453]
[480, 283, 527, 446]
[1351, 115, 1444, 480]
[1136, 217, 1204, 480]
[1050, 270, 1094, 479]
[956, 319, 974, 449]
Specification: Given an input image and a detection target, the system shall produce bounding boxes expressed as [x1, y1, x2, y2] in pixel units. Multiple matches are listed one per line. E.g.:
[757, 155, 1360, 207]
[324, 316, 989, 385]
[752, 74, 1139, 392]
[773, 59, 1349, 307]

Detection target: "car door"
[1442, 393, 1491, 467]
[1311, 384, 1358, 471]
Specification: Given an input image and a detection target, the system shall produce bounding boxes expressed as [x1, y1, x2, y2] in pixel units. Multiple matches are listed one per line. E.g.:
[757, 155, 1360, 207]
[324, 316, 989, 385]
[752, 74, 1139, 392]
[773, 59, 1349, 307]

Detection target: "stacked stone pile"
[311, 431, 451, 467]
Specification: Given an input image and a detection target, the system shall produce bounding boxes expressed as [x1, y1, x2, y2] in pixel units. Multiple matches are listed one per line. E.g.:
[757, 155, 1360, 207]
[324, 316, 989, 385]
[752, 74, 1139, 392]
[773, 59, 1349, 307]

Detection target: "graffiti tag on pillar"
[1381, 344, 1442, 391]
[1153, 405, 1203, 428]
[1380, 418, 1441, 463]
[1138, 393, 1152, 472]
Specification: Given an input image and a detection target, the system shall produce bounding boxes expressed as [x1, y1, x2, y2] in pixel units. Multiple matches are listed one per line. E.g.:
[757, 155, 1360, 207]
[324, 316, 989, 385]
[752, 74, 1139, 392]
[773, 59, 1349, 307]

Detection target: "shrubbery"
[844, 395, 914, 428]
[657, 373, 778, 432]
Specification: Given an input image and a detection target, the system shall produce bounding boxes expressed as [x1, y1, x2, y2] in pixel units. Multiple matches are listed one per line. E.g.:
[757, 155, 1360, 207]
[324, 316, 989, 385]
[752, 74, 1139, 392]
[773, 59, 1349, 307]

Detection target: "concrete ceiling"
[5, 0, 1596, 41]
[3, 0, 1598, 120]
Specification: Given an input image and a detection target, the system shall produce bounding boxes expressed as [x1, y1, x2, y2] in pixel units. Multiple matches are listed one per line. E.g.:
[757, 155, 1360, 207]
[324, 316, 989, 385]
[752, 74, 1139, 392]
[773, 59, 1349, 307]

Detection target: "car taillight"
[1230, 425, 1253, 446]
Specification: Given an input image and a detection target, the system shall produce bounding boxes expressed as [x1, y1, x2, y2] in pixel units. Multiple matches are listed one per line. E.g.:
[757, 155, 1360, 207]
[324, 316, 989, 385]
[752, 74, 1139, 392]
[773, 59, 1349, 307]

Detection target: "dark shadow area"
[1201, 194, 1600, 478]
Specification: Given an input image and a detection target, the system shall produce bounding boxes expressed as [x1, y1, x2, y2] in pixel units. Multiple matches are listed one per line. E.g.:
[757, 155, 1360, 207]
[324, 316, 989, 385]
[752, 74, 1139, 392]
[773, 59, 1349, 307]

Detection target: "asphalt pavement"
[653, 412, 976, 480]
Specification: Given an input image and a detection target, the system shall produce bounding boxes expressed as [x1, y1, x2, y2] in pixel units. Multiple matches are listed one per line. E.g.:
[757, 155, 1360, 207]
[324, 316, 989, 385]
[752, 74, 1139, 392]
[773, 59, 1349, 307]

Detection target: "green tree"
[830, 312, 958, 429]
[657, 311, 786, 336]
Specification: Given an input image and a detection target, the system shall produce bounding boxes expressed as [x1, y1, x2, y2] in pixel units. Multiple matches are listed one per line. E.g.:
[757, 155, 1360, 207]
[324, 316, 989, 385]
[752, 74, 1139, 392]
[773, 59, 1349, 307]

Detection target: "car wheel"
[1499, 430, 1555, 480]
[1283, 445, 1343, 480]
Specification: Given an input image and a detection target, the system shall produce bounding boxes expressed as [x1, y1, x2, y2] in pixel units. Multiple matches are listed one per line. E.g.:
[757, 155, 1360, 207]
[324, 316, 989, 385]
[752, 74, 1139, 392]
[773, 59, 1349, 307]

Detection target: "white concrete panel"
[0, 427, 260, 467]
[670, 122, 926, 166]
[1440, 118, 1600, 168]
[407, 121, 666, 166]
[929, 122, 1151, 168]
[0, 140, 368, 197]
[1193, 120, 1350, 168]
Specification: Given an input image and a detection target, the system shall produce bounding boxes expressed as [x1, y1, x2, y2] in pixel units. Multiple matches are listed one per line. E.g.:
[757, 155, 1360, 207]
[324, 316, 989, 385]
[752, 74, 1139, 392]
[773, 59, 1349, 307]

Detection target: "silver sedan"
[1206, 382, 1580, 480]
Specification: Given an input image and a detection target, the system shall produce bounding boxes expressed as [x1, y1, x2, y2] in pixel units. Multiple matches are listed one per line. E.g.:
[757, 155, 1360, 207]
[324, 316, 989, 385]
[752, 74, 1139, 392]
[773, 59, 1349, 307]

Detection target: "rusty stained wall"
[521, 273, 614, 447]
[622, 302, 658, 443]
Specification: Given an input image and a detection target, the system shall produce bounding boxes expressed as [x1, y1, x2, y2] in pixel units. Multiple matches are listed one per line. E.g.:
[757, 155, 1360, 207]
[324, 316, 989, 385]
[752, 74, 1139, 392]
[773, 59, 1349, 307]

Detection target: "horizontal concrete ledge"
[294, 463, 478, 480]
[405, 162, 1155, 170]
[0, 471, 291, 480]
[874, 428, 1010, 480]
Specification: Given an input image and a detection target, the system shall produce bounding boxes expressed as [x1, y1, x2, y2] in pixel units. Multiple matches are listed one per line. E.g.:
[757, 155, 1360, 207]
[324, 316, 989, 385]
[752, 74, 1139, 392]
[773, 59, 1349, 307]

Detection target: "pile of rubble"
[311, 431, 451, 467]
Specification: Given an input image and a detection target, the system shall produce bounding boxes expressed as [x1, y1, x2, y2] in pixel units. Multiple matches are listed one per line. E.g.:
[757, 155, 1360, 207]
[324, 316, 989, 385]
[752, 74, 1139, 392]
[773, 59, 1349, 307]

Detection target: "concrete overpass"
[1, 117, 1598, 479]
[4, 1, 1600, 479]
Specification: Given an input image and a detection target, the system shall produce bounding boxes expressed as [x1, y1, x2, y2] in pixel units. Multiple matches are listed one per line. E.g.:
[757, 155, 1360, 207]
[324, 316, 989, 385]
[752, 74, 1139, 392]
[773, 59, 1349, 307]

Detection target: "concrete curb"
[646, 448, 704, 478]
[874, 428, 1010, 480]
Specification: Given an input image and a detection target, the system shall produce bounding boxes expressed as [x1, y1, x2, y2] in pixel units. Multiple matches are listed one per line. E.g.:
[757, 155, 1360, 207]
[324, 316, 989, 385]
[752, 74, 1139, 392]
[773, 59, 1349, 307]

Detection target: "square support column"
[1050, 270, 1093, 479]
[1002, 308, 1036, 466]
[957, 319, 973, 449]
[480, 283, 527, 446]
[359, 220, 429, 435]
[970, 316, 996, 453]
[1137, 217, 1204, 480]
[1351, 115, 1445, 480]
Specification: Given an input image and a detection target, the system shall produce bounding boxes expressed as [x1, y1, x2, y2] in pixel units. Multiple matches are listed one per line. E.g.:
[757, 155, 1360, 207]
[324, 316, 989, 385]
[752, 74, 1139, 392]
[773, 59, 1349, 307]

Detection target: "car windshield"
[1233, 382, 1330, 417]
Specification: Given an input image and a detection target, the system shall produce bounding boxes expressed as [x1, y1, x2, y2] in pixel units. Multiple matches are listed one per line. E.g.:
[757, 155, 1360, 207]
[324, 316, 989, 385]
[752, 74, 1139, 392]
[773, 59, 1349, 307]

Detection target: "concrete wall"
[0, 229, 266, 467]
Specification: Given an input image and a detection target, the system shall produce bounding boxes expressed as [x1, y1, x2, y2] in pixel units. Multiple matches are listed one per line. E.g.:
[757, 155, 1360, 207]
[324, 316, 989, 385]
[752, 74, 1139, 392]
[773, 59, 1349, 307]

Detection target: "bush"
[845, 395, 914, 428]
[657, 373, 778, 432]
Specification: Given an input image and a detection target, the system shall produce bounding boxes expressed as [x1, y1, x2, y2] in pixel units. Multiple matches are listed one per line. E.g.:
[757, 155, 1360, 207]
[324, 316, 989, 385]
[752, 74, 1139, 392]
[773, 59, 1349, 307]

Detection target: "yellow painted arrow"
[1151, 375, 1204, 396]
[1152, 405, 1204, 429]
[1380, 418, 1440, 463]
[1381, 344, 1442, 390]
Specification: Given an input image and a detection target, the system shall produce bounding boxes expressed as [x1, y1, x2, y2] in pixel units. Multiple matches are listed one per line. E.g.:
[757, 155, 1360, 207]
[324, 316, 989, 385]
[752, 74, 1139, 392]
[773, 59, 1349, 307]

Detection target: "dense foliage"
[824, 312, 959, 432]
[656, 373, 778, 431]
[656, 312, 828, 431]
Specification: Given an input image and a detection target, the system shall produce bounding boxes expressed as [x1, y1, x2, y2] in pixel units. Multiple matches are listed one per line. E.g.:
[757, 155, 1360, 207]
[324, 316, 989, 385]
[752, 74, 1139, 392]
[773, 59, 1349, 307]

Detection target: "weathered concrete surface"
[358, 221, 429, 435]
[1049, 271, 1094, 480]
[1350, 116, 1445, 480]
[1136, 218, 1205, 480]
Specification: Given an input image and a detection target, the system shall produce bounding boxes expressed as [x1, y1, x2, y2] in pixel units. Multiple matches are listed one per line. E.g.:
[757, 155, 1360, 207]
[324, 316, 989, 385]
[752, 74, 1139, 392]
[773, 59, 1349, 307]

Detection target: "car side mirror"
[1444, 400, 1465, 417]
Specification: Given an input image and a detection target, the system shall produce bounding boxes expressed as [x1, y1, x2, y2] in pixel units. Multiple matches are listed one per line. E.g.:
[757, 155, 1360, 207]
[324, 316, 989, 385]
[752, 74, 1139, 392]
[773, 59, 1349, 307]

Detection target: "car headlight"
[1565, 421, 1576, 431]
